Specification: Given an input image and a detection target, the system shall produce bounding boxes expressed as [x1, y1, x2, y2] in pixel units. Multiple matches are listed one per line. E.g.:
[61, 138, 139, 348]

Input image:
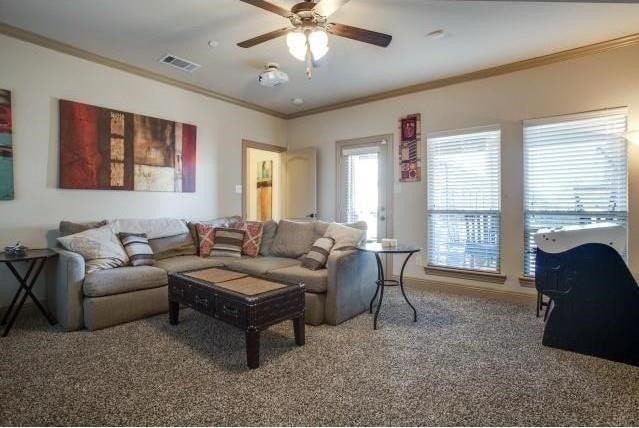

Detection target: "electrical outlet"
[235, 184, 242, 194]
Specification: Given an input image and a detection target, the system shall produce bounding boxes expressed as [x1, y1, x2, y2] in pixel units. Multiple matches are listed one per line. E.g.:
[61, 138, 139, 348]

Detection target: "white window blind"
[523, 109, 628, 276]
[427, 127, 501, 272]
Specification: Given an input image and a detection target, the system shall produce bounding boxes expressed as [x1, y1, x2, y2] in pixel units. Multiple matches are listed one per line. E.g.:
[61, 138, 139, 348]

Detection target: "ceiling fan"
[237, 0, 392, 79]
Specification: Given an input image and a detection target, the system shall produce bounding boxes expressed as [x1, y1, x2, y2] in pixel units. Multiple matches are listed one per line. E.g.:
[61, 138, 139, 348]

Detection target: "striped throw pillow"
[301, 237, 335, 270]
[210, 228, 245, 258]
[118, 233, 154, 266]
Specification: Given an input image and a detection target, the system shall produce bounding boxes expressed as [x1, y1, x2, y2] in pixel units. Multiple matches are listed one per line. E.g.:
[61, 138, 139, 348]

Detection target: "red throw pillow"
[231, 221, 264, 257]
[196, 223, 217, 257]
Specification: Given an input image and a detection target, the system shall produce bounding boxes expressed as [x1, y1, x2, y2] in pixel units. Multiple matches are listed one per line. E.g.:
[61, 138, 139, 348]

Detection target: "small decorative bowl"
[4, 245, 27, 257]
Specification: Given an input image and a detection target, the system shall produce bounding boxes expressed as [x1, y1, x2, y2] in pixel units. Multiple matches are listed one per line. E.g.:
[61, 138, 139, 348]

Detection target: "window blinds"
[427, 127, 501, 272]
[523, 109, 628, 276]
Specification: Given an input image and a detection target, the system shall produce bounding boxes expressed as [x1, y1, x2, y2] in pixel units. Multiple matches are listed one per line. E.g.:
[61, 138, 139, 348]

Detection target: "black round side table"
[0, 249, 58, 337]
[356, 242, 421, 330]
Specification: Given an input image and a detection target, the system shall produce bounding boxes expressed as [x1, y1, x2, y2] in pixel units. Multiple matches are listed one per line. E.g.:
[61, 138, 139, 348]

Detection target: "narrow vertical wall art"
[0, 89, 13, 200]
[398, 113, 421, 182]
[256, 160, 273, 221]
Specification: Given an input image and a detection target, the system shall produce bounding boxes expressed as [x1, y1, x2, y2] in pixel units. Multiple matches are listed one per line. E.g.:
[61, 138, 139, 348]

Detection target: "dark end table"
[1, 249, 58, 337]
[357, 242, 421, 330]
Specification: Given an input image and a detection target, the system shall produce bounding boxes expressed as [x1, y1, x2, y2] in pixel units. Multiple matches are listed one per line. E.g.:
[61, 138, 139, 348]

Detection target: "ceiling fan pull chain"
[305, 45, 313, 79]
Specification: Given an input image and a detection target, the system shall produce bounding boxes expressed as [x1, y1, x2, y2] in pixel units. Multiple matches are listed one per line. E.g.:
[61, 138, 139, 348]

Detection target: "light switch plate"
[235, 184, 242, 194]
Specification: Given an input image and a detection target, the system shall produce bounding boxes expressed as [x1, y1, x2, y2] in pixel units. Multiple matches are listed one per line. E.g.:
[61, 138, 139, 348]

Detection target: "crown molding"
[0, 21, 287, 119]
[2, 20, 638, 121]
[288, 32, 639, 119]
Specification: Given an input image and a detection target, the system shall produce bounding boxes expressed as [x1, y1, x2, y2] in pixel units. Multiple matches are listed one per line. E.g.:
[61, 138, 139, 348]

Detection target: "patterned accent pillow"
[119, 233, 154, 266]
[210, 228, 245, 258]
[301, 237, 335, 270]
[57, 225, 129, 273]
[196, 223, 217, 257]
[231, 221, 264, 257]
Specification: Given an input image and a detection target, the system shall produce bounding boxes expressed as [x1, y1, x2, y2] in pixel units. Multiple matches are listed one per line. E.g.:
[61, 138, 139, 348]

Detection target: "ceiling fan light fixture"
[308, 29, 329, 60]
[286, 30, 307, 61]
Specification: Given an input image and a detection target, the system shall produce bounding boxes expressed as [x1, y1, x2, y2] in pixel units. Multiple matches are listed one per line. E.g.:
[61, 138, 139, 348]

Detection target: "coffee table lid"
[184, 268, 247, 284]
[214, 276, 287, 296]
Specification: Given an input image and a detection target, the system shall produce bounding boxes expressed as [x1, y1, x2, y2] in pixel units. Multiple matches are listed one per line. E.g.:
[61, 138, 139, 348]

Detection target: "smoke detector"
[258, 63, 289, 87]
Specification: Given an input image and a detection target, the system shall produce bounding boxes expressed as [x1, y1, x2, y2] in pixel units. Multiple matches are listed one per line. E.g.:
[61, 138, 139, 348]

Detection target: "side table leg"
[1, 260, 36, 325]
[399, 253, 418, 322]
[293, 315, 305, 346]
[169, 301, 180, 325]
[2, 259, 48, 337]
[246, 327, 260, 369]
[373, 253, 385, 330]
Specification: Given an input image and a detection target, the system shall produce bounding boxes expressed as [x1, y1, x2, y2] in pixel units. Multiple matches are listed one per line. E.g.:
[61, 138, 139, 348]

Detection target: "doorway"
[336, 134, 393, 242]
[242, 140, 286, 222]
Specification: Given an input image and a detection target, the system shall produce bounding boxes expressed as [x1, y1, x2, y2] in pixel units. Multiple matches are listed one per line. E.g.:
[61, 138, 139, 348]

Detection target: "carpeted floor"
[1, 286, 638, 426]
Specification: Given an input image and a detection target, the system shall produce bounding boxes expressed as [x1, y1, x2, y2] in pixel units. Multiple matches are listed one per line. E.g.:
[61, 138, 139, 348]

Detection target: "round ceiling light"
[208, 40, 219, 48]
[291, 98, 304, 105]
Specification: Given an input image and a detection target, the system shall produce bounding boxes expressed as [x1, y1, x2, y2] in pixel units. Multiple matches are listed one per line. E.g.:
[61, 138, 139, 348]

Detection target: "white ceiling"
[1, 0, 639, 115]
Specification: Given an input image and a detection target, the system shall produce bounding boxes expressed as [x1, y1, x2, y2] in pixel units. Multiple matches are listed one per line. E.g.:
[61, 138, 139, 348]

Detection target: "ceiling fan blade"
[328, 23, 392, 47]
[313, 0, 351, 18]
[237, 27, 290, 48]
[238, 0, 293, 18]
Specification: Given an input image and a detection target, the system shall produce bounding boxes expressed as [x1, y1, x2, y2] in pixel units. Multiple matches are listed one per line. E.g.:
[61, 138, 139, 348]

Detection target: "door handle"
[380, 215, 386, 221]
[306, 213, 316, 219]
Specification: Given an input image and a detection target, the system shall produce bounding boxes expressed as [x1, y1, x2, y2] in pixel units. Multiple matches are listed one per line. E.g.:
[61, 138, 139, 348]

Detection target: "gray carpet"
[1, 286, 638, 426]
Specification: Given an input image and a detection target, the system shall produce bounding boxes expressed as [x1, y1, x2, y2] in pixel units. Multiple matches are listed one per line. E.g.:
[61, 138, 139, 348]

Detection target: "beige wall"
[0, 34, 286, 306]
[286, 44, 639, 294]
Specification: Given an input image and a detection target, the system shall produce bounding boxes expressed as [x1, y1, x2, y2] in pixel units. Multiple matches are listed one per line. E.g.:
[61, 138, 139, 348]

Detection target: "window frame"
[425, 124, 503, 275]
[522, 107, 628, 277]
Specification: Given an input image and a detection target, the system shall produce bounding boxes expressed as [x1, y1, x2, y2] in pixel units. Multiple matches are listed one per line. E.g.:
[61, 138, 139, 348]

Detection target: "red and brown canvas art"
[59, 99, 196, 192]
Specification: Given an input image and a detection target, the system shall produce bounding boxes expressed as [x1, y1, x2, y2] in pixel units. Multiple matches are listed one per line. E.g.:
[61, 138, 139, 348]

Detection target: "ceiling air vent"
[159, 54, 201, 73]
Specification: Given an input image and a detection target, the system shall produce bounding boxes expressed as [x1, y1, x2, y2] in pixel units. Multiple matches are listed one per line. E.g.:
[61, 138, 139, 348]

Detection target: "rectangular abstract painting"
[0, 89, 13, 200]
[59, 99, 196, 192]
[256, 160, 273, 221]
[399, 113, 421, 182]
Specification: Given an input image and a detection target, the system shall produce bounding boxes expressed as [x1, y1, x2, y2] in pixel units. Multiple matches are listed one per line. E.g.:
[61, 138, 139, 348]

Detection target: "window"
[427, 127, 501, 272]
[523, 109, 627, 276]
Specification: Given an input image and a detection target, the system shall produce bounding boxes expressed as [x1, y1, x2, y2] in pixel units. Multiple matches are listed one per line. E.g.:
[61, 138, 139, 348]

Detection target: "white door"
[337, 135, 392, 242]
[285, 148, 317, 220]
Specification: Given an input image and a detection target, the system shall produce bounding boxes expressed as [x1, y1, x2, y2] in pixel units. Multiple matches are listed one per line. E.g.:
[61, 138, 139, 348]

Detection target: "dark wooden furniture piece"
[168, 268, 305, 369]
[536, 243, 639, 366]
[357, 242, 420, 330]
[1, 249, 57, 337]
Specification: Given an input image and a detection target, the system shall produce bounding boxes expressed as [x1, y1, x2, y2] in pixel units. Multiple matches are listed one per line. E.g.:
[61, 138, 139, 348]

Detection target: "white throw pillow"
[323, 222, 366, 251]
[57, 225, 129, 273]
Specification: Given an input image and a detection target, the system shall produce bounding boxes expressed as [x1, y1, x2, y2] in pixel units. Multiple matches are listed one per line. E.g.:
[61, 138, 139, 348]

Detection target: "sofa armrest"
[325, 249, 377, 325]
[53, 248, 85, 331]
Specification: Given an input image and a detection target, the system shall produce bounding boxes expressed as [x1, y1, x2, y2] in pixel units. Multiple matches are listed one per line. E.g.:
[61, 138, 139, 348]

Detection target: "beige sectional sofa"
[51, 218, 377, 331]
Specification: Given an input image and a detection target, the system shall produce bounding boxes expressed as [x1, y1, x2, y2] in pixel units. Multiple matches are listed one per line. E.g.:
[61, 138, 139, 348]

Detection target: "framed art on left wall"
[0, 89, 13, 201]
[59, 99, 197, 192]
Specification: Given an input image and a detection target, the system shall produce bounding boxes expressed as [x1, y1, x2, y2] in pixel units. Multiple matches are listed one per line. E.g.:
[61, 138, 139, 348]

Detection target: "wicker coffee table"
[168, 268, 305, 369]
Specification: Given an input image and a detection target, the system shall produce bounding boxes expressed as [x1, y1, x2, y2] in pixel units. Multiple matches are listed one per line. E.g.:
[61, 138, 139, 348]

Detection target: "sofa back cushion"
[59, 220, 107, 237]
[110, 218, 189, 240]
[148, 233, 197, 260]
[210, 228, 245, 258]
[270, 220, 317, 259]
[259, 220, 278, 256]
[118, 233, 154, 267]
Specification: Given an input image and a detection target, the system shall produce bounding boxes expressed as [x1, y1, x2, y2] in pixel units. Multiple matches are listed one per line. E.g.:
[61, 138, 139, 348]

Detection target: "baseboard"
[395, 275, 536, 306]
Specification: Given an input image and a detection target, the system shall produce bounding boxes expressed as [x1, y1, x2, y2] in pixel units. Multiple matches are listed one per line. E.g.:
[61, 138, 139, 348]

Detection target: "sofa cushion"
[270, 220, 317, 258]
[153, 255, 231, 274]
[267, 265, 328, 293]
[59, 220, 107, 237]
[148, 232, 197, 260]
[231, 220, 264, 257]
[83, 266, 167, 297]
[110, 218, 189, 239]
[259, 220, 278, 256]
[301, 237, 335, 270]
[211, 228, 245, 257]
[225, 256, 300, 276]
